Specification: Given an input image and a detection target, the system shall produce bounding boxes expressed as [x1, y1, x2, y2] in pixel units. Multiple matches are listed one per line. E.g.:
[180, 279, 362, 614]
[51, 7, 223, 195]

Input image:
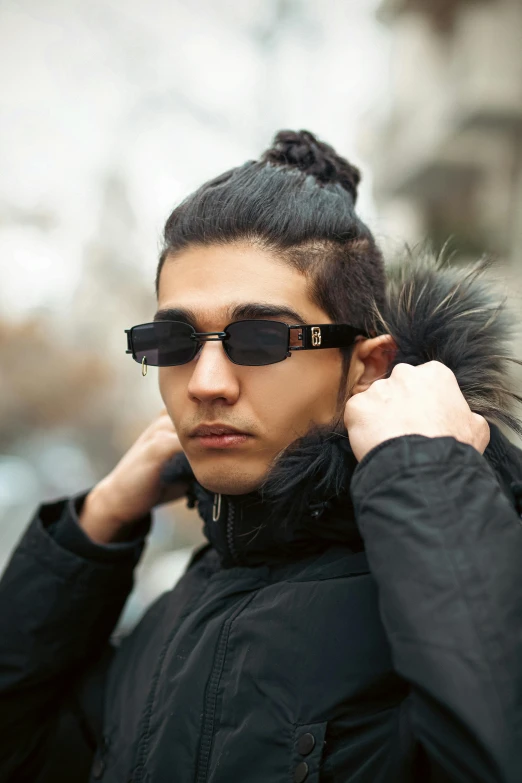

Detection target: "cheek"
[158, 367, 190, 419]
[158, 368, 172, 403]
[296, 352, 343, 419]
[246, 351, 343, 431]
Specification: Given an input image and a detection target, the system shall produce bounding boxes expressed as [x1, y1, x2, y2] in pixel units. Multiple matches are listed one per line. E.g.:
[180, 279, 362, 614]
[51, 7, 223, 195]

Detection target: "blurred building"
[369, 0, 522, 271]
[365, 0, 522, 440]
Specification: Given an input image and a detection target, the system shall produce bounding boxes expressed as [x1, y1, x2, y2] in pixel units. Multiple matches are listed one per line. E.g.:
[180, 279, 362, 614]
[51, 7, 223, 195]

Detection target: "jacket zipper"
[225, 499, 240, 564]
[213, 493, 240, 565]
[132, 497, 249, 783]
[193, 499, 244, 781]
[194, 593, 254, 783]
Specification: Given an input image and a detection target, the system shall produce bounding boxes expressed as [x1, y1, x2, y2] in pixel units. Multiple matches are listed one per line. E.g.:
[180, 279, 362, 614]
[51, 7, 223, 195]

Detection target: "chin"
[191, 463, 264, 496]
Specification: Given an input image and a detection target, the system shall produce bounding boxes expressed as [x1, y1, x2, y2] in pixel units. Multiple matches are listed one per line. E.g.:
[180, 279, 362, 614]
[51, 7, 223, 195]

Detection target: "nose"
[187, 340, 240, 405]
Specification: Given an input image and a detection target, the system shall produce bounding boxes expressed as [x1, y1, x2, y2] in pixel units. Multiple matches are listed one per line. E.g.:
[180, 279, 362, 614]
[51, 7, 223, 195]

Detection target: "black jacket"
[1, 255, 522, 783]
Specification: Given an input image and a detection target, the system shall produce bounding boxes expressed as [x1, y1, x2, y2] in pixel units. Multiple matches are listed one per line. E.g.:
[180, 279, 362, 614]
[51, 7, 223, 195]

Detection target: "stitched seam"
[194, 593, 257, 783]
[429, 471, 507, 720]
[381, 470, 507, 728]
[130, 578, 210, 782]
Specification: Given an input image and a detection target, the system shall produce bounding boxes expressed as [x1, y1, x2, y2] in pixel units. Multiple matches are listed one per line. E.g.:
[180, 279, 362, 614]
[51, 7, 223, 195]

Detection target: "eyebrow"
[153, 302, 309, 326]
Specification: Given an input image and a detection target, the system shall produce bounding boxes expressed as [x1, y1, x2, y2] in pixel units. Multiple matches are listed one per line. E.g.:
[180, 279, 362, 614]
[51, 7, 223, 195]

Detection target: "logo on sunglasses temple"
[311, 327, 322, 347]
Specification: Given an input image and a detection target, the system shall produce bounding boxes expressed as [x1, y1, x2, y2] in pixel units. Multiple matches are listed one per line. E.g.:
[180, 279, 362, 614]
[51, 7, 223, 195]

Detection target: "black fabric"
[1, 254, 522, 782]
[49, 491, 151, 563]
[1, 429, 522, 782]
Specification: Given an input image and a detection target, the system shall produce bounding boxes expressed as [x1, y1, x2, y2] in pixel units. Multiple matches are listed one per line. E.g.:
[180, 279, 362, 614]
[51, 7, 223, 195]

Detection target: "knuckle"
[345, 396, 363, 416]
[391, 362, 413, 373]
[427, 360, 453, 375]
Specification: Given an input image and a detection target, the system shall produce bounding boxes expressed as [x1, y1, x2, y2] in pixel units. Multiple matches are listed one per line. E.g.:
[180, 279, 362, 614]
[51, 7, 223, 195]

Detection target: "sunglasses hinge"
[124, 329, 133, 352]
[289, 326, 303, 339]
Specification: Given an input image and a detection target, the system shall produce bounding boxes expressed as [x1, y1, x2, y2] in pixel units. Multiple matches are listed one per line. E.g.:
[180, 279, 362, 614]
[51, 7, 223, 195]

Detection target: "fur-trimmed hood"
[373, 249, 522, 435]
[160, 250, 522, 567]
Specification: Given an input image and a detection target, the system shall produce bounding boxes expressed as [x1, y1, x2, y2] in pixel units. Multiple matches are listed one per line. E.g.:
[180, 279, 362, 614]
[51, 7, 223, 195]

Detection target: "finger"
[141, 411, 177, 442]
[156, 414, 176, 431]
[153, 409, 176, 430]
[156, 422, 180, 437]
[150, 429, 183, 457]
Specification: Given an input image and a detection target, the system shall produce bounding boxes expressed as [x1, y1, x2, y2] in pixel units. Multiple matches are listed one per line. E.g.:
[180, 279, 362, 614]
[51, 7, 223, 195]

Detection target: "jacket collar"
[159, 251, 522, 568]
[191, 436, 363, 568]
[183, 422, 522, 568]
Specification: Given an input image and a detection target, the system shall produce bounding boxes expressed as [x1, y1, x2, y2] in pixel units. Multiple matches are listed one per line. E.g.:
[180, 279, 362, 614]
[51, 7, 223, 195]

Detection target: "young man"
[1, 130, 522, 783]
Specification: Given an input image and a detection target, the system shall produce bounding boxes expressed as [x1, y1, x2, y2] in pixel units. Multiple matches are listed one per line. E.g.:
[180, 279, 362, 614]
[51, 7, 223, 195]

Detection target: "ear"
[348, 334, 398, 396]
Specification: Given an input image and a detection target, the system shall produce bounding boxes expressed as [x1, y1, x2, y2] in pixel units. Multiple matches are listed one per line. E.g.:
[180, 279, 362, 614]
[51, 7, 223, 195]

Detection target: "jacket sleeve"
[350, 434, 522, 783]
[0, 489, 151, 782]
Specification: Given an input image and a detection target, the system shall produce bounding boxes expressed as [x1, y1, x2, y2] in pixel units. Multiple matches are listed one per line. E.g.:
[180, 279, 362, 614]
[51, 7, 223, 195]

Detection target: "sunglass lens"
[225, 320, 289, 366]
[132, 322, 197, 366]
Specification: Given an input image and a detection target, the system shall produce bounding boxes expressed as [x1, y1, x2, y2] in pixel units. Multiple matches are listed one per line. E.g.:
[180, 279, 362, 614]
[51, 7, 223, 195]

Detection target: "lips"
[189, 424, 252, 450]
[190, 424, 250, 437]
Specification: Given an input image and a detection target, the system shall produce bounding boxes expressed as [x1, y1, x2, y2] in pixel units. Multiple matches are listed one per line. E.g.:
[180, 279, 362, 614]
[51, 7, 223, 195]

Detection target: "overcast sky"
[0, 0, 390, 318]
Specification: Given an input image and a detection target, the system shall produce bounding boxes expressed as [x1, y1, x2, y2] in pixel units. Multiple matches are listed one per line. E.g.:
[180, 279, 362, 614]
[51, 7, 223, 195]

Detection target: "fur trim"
[258, 423, 357, 525]
[369, 246, 522, 436]
[258, 246, 522, 522]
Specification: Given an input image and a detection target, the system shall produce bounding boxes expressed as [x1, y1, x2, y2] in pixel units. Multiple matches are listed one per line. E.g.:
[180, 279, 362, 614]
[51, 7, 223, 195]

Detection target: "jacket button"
[294, 761, 309, 782]
[297, 732, 316, 755]
[92, 757, 105, 779]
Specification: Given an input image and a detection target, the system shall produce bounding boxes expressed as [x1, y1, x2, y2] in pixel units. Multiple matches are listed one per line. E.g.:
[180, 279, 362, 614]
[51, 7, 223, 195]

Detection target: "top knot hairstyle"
[260, 129, 361, 202]
[155, 129, 386, 404]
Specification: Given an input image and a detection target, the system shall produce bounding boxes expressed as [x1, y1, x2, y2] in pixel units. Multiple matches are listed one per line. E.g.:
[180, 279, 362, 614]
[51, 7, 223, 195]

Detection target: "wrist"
[78, 483, 134, 545]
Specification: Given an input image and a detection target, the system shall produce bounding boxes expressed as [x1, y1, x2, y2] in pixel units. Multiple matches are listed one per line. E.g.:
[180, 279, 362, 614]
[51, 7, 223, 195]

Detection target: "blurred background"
[1, 0, 521, 632]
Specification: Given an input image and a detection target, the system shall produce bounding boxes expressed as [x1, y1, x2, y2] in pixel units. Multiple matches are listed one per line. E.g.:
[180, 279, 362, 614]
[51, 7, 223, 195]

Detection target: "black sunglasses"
[125, 319, 370, 369]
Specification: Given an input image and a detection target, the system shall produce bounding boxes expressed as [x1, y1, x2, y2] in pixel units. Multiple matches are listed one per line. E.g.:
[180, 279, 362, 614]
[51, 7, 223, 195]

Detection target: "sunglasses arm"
[288, 324, 369, 352]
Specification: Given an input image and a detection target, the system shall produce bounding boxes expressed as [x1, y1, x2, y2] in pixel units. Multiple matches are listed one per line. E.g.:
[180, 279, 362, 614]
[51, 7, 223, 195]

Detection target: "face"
[157, 242, 346, 495]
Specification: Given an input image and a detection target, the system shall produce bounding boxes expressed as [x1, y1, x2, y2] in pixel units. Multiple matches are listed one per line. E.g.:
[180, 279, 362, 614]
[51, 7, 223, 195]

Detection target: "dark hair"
[155, 129, 386, 410]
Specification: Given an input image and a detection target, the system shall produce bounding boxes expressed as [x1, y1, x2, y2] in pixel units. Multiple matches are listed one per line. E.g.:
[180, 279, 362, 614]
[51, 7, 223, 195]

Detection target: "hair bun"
[261, 129, 361, 202]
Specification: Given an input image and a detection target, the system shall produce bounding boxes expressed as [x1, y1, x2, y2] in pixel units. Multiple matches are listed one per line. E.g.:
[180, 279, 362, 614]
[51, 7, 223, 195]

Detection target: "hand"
[344, 361, 490, 463]
[80, 408, 187, 544]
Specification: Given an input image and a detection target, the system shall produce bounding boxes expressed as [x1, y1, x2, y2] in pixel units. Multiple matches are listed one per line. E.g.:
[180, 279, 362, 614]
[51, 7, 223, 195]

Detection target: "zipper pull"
[212, 492, 222, 522]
